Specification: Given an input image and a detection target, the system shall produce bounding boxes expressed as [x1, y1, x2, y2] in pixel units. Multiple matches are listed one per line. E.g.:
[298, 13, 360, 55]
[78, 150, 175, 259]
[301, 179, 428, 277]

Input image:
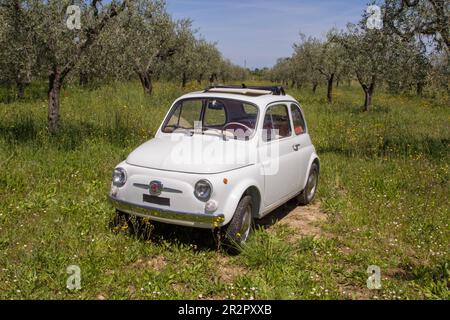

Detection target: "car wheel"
[224, 195, 254, 249]
[298, 163, 319, 206]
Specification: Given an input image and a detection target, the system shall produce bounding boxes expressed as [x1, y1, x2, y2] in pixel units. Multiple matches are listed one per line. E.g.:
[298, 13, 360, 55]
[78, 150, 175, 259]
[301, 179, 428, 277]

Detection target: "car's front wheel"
[224, 195, 254, 250]
[297, 163, 319, 206]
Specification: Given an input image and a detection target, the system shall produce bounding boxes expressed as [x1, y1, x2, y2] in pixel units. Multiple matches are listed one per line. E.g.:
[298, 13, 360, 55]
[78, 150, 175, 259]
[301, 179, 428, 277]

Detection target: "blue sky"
[166, 0, 369, 69]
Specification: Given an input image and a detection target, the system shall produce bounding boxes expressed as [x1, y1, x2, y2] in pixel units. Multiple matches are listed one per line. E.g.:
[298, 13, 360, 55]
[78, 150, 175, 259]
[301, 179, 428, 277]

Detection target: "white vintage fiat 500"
[109, 85, 319, 246]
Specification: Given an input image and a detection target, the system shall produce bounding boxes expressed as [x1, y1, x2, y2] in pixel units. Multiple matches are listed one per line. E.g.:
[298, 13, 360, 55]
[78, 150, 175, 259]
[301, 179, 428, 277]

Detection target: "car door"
[260, 103, 302, 207]
[290, 103, 313, 192]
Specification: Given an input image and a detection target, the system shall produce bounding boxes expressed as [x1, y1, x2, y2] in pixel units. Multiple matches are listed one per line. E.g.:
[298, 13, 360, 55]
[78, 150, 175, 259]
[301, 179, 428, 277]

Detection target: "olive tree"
[170, 19, 197, 88]
[117, 0, 176, 95]
[28, 0, 129, 133]
[384, 0, 449, 53]
[218, 60, 248, 83]
[384, 0, 449, 95]
[295, 33, 346, 103]
[292, 37, 322, 95]
[290, 48, 315, 91]
[193, 39, 222, 85]
[318, 33, 347, 103]
[0, 0, 37, 98]
[384, 40, 431, 95]
[336, 23, 390, 111]
[269, 58, 294, 87]
[428, 51, 450, 95]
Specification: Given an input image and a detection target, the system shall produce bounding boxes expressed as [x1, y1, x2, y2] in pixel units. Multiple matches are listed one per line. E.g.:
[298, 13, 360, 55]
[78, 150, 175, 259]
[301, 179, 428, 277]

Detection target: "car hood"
[126, 134, 256, 174]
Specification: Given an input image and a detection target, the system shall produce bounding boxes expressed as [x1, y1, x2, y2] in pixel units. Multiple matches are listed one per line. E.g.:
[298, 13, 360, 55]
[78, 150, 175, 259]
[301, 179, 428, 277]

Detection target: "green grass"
[0, 81, 448, 300]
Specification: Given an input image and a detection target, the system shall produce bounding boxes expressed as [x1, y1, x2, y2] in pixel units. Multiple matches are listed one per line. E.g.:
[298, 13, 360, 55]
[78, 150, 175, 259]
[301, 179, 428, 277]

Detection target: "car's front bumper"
[108, 195, 225, 229]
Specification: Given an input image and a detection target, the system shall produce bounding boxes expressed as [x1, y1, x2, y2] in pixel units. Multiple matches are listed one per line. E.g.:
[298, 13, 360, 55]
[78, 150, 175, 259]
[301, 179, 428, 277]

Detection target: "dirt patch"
[258, 200, 329, 240]
[130, 255, 167, 272]
[215, 256, 247, 283]
[337, 283, 373, 300]
[171, 283, 190, 293]
[276, 202, 328, 238]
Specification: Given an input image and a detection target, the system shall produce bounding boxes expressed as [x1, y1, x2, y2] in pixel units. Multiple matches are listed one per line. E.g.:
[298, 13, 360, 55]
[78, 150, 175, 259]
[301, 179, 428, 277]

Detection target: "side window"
[242, 104, 257, 116]
[291, 104, 306, 135]
[263, 104, 292, 141]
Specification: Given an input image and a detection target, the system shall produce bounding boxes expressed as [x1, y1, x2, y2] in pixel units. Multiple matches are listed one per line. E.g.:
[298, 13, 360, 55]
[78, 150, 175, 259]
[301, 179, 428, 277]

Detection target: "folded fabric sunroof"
[207, 88, 273, 96]
[205, 84, 286, 96]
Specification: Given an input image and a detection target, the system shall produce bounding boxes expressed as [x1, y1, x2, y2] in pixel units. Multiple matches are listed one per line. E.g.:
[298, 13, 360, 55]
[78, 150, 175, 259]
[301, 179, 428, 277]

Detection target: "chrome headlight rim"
[112, 167, 127, 187]
[194, 179, 213, 202]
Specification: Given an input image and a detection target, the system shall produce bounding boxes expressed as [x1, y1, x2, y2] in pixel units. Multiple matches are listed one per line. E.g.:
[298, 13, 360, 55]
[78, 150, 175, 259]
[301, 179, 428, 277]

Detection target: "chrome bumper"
[108, 195, 225, 227]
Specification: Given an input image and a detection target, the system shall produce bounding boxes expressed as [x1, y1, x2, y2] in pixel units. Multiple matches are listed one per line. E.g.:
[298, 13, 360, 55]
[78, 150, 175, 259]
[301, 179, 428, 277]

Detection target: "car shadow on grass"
[109, 212, 219, 252]
[109, 198, 302, 253]
[255, 198, 299, 230]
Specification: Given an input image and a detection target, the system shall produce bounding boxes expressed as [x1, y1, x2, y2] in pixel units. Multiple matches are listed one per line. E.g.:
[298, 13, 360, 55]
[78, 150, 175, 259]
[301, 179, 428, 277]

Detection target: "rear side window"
[291, 104, 306, 135]
[263, 104, 292, 141]
[242, 104, 257, 116]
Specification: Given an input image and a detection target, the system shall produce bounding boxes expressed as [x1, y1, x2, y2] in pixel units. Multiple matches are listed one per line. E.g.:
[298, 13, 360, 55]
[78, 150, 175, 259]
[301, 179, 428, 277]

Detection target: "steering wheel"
[222, 122, 252, 133]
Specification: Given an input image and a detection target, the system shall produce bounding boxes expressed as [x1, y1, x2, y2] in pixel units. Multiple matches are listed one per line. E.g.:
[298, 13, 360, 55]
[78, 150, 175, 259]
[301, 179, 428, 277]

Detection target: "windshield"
[162, 98, 259, 140]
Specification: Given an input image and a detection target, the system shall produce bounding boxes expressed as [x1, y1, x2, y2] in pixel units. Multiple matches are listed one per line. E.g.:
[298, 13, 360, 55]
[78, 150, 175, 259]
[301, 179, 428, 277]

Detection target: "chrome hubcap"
[239, 205, 252, 243]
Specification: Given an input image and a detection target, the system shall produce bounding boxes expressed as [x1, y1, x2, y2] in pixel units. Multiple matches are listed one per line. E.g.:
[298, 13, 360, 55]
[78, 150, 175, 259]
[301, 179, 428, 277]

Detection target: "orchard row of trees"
[268, 0, 449, 111]
[0, 0, 248, 132]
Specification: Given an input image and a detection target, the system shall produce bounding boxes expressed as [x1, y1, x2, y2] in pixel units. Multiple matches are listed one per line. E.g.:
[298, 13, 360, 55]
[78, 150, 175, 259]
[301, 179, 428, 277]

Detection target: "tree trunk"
[362, 82, 375, 112]
[48, 69, 62, 133]
[79, 71, 89, 87]
[182, 72, 187, 88]
[16, 81, 26, 99]
[327, 73, 335, 103]
[312, 82, 318, 94]
[291, 80, 296, 88]
[197, 73, 203, 85]
[416, 81, 424, 96]
[209, 73, 216, 85]
[363, 90, 372, 112]
[137, 70, 153, 95]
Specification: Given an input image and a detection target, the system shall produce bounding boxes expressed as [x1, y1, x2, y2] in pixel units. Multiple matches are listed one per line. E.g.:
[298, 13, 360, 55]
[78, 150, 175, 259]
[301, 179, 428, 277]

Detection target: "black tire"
[297, 163, 319, 206]
[224, 195, 254, 249]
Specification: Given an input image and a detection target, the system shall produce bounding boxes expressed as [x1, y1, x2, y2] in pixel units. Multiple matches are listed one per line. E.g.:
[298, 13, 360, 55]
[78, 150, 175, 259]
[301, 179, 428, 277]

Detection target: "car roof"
[175, 91, 298, 109]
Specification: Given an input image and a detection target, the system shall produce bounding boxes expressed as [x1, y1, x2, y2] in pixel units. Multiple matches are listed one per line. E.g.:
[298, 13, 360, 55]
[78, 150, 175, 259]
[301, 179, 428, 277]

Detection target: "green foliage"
[268, 3, 449, 108]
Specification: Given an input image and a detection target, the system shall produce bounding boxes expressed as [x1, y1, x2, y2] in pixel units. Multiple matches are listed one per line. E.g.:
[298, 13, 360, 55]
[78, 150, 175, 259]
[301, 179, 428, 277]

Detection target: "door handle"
[293, 144, 301, 151]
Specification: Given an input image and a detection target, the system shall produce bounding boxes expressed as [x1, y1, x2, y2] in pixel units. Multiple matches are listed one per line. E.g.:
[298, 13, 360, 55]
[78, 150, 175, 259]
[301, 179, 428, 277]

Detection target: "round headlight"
[194, 180, 212, 201]
[112, 168, 127, 187]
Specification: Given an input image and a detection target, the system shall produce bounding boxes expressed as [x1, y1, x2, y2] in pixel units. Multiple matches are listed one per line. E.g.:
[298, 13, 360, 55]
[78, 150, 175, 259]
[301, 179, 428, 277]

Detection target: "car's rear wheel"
[224, 195, 254, 250]
[297, 163, 319, 206]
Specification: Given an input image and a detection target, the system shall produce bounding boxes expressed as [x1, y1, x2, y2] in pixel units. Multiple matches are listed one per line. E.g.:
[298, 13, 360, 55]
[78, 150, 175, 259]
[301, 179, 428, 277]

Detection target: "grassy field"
[0, 81, 448, 300]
